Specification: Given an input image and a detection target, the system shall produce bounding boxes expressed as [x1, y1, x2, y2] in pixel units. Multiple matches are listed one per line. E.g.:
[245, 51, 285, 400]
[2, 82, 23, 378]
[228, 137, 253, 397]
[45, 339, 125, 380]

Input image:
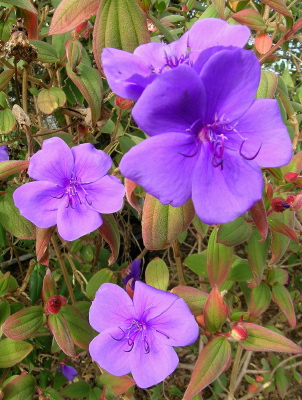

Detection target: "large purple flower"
[89, 282, 198, 388]
[102, 18, 250, 101]
[0, 146, 9, 162]
[120, 48, 292, 224]
[13, 137, 125, 241]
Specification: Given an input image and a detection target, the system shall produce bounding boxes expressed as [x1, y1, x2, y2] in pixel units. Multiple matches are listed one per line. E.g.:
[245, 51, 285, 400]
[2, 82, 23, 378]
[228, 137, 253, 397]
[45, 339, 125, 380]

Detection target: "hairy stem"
[172, 240, 185, 285]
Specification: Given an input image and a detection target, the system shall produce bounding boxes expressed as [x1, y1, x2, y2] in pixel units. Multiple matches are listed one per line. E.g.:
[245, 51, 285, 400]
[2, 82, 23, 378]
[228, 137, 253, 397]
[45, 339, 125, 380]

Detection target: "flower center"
[52, 172, 92, 208]
[151, 46, 191, 74]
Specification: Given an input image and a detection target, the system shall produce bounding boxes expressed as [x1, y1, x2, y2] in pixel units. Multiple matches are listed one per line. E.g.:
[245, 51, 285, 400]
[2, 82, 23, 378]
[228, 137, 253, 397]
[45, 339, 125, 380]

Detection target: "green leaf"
[52, 32, 72, 60]
[2, 306, 45, 340]
[48, 313, 77, 357]
[142, 195, 195, 250]
[271, 284, 296, 327]
[171, 286, 208, 316]
[59, 382, 91, 398]
[0, 338, 33, 368]
[42, 268, 57, 303]
[1, 0, 37, 14]
[0, 300, 10, 336]
[192, 215, 209, 238]
[204, 287, 229, 333]
[0, 19, 14, 41]
[0, 271, 10, 297]
[29, 40, 60, 62]
[247, 227, 268, 287]
[2, 374, 36, 400]
[249, 282, 271, 318]
[145, 258, 169, 291]
[0, 69, 15, 92]
[232, 9, 266, 31]
[37, 87, 66, 114]
[98, 214, 120, 266]
[86, 269, 114, 300]
[217, 216, 252, 247]
[260, 0, 292, 18]
[0, 190, 35, 239]
[99, 373, 135, 396]
[256, 70, 279, 99]
[269, 211, 295, 265]
[228, 259, 253, 282]
[183, 337, 231, 399]
[0, 109, 16, 133]
[184, 252, 207, 276]
[66, 62, 103, 124]
[268, 216, 298, 243]
[0, 160, 29, 180]
[29, 267, 44, 305]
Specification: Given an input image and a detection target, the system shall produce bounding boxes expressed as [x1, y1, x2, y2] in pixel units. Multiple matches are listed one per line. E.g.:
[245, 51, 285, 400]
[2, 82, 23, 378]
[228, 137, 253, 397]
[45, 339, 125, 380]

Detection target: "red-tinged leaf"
[42, 268, 57, 303]
[49, 0, 99, 35]
[240, 322, 302, 353]
[260, 0, 292, 18]
[19, 8, 38, 39]
[0, 160, 29, 180]
[171, 286, 208, 316]
[207, 228, 233, 288]
[2, 306, 45, 340]
[284, 171, 299, 182]
[60, 305, 95, 350]
[2, 373, 35, 400]
[232, 9, 266, 31]
[212, 0, 225, 20]
[99, 373, 135, 396]
[93, 0, 150, 71]
[282, 152, 302, 175]
[36, 227, 55, 266]
[125, 178, 142, 217]
[255, 33, 273, 54]
[142, 195, 195, 250]
[249, 199, 268, 240]
[264, 183, 273, 210]
[98, 214, 120, 266]
[247, 227, 269, 287]
[268, 216, 298, 243]
[192, 215, 209, 238]
[0, 69, 15, 92]
[0, 271, 10, 297]
[204, 286, 229, 333]
[269, 211, 295, 265]
[145, 258, 169, 291]
[271, 284, 296, 327]
[66, 39, 83, 72]
[2, 0, 37, 14]
[66, 62, 103, 124]
[267, 268, 288, 285]
[48, 313, 77, 357]
[183, 337, 231, 400]
[256, 70, 278, 99]
[0, 339, 33, 368]
[249, 282, 271, 318]
[217, 216, 252, 247]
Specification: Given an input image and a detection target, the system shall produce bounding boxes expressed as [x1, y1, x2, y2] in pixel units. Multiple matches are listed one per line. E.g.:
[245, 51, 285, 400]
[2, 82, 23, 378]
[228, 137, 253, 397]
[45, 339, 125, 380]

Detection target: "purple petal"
[28, 137, 73, 184]
[133, 282, 178, 322]
[56, 199, 103, 241]
[192, 45, 234, 74]
[84, 175, 125, 214]
[102, 47, 155, 101]
[89, 283, 135, 333]
[199, 48, 260, 123]
[230, 99, 292, 167]
[13, 182, 63, 228]
[133, 65, 205, 136]
[59, 365, 77, 381]
[89, 329, 131, 376]
[120, 133, 198, 207]
[150, 298, 199, 347]
[130, 336, 179, 388]
[192, 144, 263, 224]
[130, 259, 141, 278]
[72, 144, 112, 183]
[0, 146, 9, 162]
[188, 18, 250, 52]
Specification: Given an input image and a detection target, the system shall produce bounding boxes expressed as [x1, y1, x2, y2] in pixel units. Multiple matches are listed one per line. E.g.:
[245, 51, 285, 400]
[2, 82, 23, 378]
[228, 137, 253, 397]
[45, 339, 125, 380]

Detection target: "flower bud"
[271, 197, 290, 212]
[46, 295, 66, 314]
[284, 172, 299, 182]
[115, 96, 133, 110]
[229, 324, 248, 341]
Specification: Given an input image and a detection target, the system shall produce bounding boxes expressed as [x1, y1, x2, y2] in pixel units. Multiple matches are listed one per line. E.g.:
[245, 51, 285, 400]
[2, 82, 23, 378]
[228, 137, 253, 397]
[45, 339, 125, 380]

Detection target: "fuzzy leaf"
[249, 282, 271, 318]
[260, 0, 292, 18]
[0, 160, 29, 180]
[59, 382, 91, 398]
[98, 214, 120, 266]
[217, 216, 252, 246]
[36, 227, 55, 266]
[48, 313, 77, 357]
[233, 9, 266, 31]
[204, 286, 229, 333]
[281, 152, 302, 175]
[192, 215, 209, 238]
[247, 227, 269, 287]
[0, 109, 16, 133]
[256, 70, 279, 99]
[183, 337, 231, 399]
[269, 211, 295, 264]
[228, 259, 253, 282]
[86, 269, 114, 300]
[240, 323, 302, 353]
[29, 40, 60, 62]
[99, 373, 135, 396]
[142, 195, 195, 250]
[207, 228, 233, 288]
[271, 284, 296, 327]
[93, 0, 150, 70]
[0, 300, 10, 336]
[212, 0, 225, 20]
[42, 268, 57, 303]
[249, 199, 268, 240]
[1, 0, 37, 14]
[19, 8, 38, 39]
[171, 286, 208, 316]
[2, 306, 45, 340]
[268, 216, 298, 243]
[37, 87, 66, 114]
[0, 339, 33, 368]
[184, 252, 207, 276]
[255, 32, 273, 54]
[0, 69, 15, 92]
[0, 271, 10, 297]
[2, 373, 36, 400]
[145, 258, 169, 291]
[125, 178, 142, 217]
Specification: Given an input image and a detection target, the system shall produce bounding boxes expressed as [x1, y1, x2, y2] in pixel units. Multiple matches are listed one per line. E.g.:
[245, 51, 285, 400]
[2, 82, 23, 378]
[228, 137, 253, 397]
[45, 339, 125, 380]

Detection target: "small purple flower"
[59, 364, 77, 381]
[0, 146, 9, 162]
[102, 18, 250, 101]
[13, 137, 125, 241]
[123, 259, 141, 289]
[119, 48, 292, 224]
[89, 282, 198, 388]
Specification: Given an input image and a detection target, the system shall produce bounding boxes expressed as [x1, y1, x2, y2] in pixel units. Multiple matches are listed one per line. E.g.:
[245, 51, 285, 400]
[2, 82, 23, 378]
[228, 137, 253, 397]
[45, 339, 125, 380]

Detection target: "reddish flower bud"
[115, 96, 133, 110]
[46, 295, 67, 314]
[271, 197, 290, 212]
[286, 194, 302, 211]
[230, 324, 248, 341]
[248, 383, 259, 393]
[195, 314, 205, 326]
[284, 172, 299, 182]
[74, 21, 93, 39]
[256, 375, 264, 383]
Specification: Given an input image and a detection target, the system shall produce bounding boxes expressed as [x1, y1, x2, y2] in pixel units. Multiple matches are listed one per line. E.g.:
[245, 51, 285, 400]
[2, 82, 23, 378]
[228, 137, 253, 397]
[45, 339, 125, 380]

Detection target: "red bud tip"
[195, 314, 205, 326]
[286, 194, 302, 211]
[125, 280, 135, 299]
[256, 376, 264, 383]
[115, 96, 133, 110]
[284, 172, 299, 182]
[46, 295, 67, 314]
[230, 324, 248, 341]
[271, 197, 290, 212]
[248, 383, 259, 393]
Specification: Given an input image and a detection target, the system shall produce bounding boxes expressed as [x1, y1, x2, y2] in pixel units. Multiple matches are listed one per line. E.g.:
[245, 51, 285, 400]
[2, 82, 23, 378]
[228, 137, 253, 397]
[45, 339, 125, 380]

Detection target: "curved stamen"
[239, 140, 262, 160]
[123, 341, 134, 353]
[109, 327, 126, 341]
[144, 338, 150, 354]
[156, 330, 170, 339]
[51, 193, 65, 199]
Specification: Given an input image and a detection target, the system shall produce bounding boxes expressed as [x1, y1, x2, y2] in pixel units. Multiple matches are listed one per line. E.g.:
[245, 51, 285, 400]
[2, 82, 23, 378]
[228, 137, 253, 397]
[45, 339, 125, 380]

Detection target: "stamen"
[50, 193, 65, 199]
[155, 330, 170, 339]
[109, 327, 126, 341]
[239, 140, 262, 160]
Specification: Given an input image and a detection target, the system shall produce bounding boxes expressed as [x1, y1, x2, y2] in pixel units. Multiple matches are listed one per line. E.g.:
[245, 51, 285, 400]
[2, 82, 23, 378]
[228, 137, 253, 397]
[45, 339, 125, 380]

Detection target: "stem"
[51, 235, 76, 304]
[172, 240, 185, 285]
[22, 65, 28, 114]
[227, 345, 243, 399]
[14, 62, 21, 105]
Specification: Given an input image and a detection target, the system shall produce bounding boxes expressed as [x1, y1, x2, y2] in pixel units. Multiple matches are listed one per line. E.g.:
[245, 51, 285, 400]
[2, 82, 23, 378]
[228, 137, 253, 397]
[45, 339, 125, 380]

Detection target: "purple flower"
[102, 18, 250, 101]
[13, 137, 125, 241]
[0, 146, 9, 162]
[89, 282, 198, 388]
[120, 48, 292, 224]
[59, 364, 77, 381]
[123, 259, 141, 289]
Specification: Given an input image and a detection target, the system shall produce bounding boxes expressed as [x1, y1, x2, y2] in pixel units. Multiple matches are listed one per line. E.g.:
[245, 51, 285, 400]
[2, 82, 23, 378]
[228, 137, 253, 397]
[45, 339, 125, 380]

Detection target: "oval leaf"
[145, 258, 169, 291]
[247, 227, 269, 287]
[232, 9, 266, 31]
[1, 0, 37, 14]
[0, 338, 33, 368]
[171, 286, 208, 316]
[0, 160, 29, 180]
[29, 39, 60, 62]
[268, 216, 298, 243]
[2, 373, 36, 400]
[37, 87, 66, 114]
[42, 268, 57, 303]
[204, 287, 229, 333]
[0, 69, 15, 92]
[249, 282, 271, 318]
[256, 70, 278, 99]
[36, 226, 55, 266]
[269, 211, 295, 265]
[48, 313, 77, 357]
[255, 32, 273, 54]
[249, 199, 268, 240]
[183, 337, 231, 400]
[271, 283, 296, 327]
[86, 268, 114, 300]
[260, 0, 292, 18]
[184, 252, 207, 277]
[0, 109, 16, 133]
[98, 214, 120, 266]
[99, 373, 135, 396]
[125, 178, 142, 217]
[217, 216, 252, 246]
[2, 306, 45, 340]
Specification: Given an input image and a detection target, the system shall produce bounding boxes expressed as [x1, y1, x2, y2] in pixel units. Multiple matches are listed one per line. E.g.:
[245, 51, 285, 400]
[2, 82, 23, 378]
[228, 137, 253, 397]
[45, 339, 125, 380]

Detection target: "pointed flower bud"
[271, 197, 290, 212]
[46, 295, 66, 314]
[115, 96, 133, 110]
[230, 324, 248, 341]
